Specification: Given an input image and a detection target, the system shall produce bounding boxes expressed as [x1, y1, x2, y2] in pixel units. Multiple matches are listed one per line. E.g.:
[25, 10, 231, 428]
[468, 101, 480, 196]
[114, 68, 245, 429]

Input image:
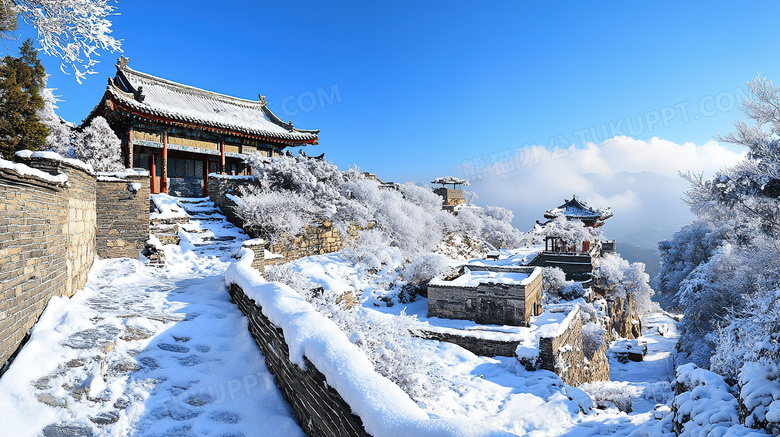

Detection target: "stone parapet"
[228, 283, 370, 436]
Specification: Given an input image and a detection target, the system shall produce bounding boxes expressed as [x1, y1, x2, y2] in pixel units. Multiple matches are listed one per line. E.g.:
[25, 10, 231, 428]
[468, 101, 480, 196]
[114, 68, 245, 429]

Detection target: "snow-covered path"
[0, 197, 303, 437]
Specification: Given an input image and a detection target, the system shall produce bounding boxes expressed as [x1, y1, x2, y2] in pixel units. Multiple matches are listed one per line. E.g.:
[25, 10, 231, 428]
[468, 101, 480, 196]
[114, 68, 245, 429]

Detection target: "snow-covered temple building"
[542, 195, 613, 254]
[86, 57, 319, 197]
[544, 195, 613, 228]
[529, 195, 615, 280]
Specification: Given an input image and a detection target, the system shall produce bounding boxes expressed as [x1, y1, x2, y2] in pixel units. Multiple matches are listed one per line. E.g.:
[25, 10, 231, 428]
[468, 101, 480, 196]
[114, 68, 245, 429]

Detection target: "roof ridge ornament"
[133, 86, 145, 103]
[258, 93, 267, 105]
[117, 56, 129, 69]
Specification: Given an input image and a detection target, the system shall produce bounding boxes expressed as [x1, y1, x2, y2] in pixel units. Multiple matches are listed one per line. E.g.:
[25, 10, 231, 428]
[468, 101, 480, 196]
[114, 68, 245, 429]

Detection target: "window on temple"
[168, 158, 202, 178]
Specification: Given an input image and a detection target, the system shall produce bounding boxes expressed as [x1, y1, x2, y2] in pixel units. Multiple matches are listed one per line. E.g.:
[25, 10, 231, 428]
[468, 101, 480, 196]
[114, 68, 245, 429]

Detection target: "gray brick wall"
[96, 176, 150, 259]
[228, 283, 370, 437]
[0, 157, 96, 374]
[427, 266, 543, 327]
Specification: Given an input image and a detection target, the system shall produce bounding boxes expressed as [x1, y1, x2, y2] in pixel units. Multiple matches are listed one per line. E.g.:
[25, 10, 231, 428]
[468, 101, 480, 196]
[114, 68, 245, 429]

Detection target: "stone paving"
[0, 197, 303, 437]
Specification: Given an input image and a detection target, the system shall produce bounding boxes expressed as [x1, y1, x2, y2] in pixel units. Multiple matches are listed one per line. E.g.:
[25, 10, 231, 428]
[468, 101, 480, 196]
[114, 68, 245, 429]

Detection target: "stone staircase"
[143, 197, 244, 266]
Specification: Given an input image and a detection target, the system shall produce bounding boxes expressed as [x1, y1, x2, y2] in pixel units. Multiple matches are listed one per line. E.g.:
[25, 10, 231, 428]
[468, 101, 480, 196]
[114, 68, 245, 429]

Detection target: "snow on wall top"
[429, 267, 537, 287]
[102, 58, 319, 144]
[431, 176, 469, 186]
[96, 168, 149, 182]
[225, 249, 501, 437]
[15, 150, 95, 174]
[207, 173, 255, 180]
[515, 304, 580, 361]
[0, 158, 69, 185]
[543, 195, 613, 221]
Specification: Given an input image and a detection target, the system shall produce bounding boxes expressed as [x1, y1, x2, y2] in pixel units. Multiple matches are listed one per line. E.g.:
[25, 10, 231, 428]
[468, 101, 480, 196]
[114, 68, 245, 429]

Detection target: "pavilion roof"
[90, 57, 319, 145]
[431, 176, 469, 186]
[543, 195, 613, 221]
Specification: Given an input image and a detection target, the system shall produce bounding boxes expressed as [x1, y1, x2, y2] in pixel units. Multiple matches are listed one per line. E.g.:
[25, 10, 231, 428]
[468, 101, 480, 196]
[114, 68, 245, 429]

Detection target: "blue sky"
[12, 1, 780, 243]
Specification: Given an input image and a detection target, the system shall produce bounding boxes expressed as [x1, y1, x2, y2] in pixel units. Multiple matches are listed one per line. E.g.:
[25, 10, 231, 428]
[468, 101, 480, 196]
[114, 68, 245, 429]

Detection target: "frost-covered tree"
[73, 116, 121, 171]
[540, 215, 599, 249]
[2, 0, 122, 83]
[593, 254, 656, 314]
[37, 85, 73, 156]
[235, 154, 522, 259]
[659, 75, 780, 371]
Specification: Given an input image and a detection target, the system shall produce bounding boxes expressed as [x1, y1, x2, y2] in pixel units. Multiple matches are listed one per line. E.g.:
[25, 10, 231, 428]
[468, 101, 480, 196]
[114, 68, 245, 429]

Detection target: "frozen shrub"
[582, 322, 606, 357]
[273, 264, 445, 402]
[263, 264, 320, 300]
[402, 253, 452, 284]
[455, 206, 522, 249]
[559, 282, 586, 300]
[581, 382, 633, 413]
[237, 154, 524, 260]
[542, 267, 586, 302]
[233, 186, 317, 244]
[38, 87, 74, 157]
[341, 229, 401, 273]
[542, 267, 568, 292]
[398, 253, 454, 303]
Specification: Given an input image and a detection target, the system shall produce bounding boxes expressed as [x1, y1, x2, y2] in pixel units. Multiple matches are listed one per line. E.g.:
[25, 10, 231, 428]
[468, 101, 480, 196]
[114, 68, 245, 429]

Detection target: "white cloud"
[469, 136, 745, 247]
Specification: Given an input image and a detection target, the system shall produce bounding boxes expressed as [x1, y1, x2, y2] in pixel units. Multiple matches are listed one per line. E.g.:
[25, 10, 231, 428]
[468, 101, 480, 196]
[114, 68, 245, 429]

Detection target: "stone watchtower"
[431, 176, 468, 213]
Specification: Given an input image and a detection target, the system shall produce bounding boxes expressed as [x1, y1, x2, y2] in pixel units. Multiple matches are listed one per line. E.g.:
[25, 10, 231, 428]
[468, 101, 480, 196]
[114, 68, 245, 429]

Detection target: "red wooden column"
[202, 160, 209, 197]
[126, 127, 134, 168]
[220, 140, 226, 174]
[162, 131, 169, 194]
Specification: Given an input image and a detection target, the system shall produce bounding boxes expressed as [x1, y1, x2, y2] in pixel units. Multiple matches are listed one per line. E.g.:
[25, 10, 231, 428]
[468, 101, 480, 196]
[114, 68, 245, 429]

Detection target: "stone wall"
[538, 308, 586, 385]
[96, 175, 150, 259]
[427, 266, 542, 327]
[207, 175, 259, 228]
[265, 219, 361, 264]
[0, 157, 96, 374]
[433, 187, 465, 206]
[168, 176, 204, 198]
[417, 330, 519, 357]
[228, 283, 370, 437]
[527, 252, 595, 281]
[526, 308, 610, 386]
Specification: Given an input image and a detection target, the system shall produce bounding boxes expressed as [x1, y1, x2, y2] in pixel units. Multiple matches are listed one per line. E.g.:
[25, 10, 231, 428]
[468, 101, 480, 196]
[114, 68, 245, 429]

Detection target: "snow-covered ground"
[0, 193, 682, 436]
[283, 251, 679, 436]
[0, 197, 302, 437]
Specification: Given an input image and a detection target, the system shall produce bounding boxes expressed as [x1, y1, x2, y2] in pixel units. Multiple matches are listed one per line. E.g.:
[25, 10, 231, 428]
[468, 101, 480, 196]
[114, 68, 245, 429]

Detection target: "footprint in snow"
[209, 411, 241, 424]
[177, 355, 207, 367]
[157, 343, 189, 353]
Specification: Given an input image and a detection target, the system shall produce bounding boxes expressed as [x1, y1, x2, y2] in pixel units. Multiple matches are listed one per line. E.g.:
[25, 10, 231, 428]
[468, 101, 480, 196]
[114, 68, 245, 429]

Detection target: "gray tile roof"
[544, 195, 613, 221]
[101, 57, 319, 144]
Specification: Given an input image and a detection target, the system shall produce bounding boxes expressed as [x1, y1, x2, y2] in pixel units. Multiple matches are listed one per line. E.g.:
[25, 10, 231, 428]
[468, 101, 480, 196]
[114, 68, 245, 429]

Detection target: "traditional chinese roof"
[544, 195, 613, 221]
[88, 57, 319, 146]
[431, 176, 469, 186]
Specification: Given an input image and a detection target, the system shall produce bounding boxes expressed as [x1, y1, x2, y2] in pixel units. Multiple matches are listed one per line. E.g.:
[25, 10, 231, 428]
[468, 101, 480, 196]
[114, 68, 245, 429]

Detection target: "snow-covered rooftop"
[544, 195, 613, 221]
[429, 266, 539, 287]
[431, 176, 469, 186]
[94, 57, 319, 145]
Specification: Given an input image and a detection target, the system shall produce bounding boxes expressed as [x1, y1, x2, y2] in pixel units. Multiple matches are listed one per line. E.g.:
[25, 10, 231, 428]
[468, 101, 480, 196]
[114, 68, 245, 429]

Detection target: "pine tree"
[0, 39, 47, 159]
